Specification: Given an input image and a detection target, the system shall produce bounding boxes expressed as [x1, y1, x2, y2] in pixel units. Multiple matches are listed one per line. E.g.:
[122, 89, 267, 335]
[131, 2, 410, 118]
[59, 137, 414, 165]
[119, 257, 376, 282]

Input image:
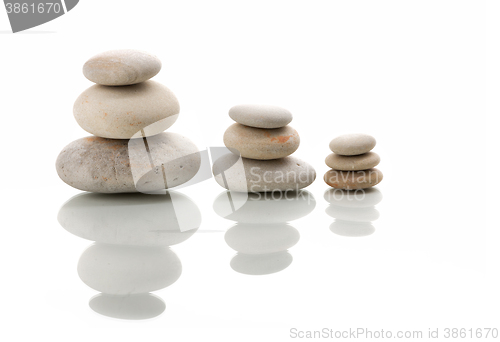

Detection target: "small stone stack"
[213, 105, 316, 192]
[56, 49, 200, 193]
[324, 133, 383, 190]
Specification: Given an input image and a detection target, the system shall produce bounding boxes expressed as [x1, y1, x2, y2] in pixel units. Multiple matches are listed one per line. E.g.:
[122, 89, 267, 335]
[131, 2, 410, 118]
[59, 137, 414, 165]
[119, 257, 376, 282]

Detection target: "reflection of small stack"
[324, 188, 383, 237]
[212, 105, 315, 192]
[56, 49, 200, 193]
[324, 134, 383, 190]
[213, 191, 316, 275]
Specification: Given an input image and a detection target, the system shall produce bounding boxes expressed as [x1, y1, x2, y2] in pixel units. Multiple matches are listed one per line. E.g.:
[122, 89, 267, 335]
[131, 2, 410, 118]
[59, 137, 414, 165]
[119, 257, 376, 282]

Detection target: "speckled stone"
[223, 123, 300, 160]
[73, 80, 179, 139]
[324, 168, 383, 190]
[56, 133, 200, 193]
[325, 152, 380, 171]
[228, 104, 293, 129]
[329, 133, 376, 156]
[212, 154, 316, 192]
[83, 49, 162, 86]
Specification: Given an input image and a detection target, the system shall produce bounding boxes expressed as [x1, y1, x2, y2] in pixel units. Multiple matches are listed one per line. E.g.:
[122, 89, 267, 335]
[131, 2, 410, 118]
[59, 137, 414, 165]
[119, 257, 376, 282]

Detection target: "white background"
[1, 1, 499, 341]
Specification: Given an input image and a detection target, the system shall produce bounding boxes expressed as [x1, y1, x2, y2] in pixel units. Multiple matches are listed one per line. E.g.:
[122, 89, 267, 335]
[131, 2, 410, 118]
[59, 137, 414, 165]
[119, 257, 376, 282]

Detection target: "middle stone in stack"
[213, 105, 316, 193]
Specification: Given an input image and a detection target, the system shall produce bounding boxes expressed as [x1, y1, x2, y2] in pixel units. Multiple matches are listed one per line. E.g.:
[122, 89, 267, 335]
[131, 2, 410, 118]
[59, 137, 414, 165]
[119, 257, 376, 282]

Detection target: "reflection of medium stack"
[213, 191, 316, 275]
[324, 188, 383, 237]
[56, 49, 200, 193]
[58, 192, 201, 319]
[324, 133, 383, 190]
[212, 105, 316, 192]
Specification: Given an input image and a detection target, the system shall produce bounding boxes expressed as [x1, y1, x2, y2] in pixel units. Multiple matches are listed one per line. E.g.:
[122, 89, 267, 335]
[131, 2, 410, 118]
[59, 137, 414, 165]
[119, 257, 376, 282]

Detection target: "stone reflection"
[89, 293, 166, 320]
[214, 190, 315, 275]
[58, 191, 201, 319]
[324, 188, 382, 237]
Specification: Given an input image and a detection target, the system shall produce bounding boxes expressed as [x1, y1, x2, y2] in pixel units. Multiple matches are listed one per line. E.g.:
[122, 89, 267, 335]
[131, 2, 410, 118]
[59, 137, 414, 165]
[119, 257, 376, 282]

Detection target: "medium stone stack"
[213, 105, 316, 192]
[324, 133, 383, 189]
[56, 49, 201, 193]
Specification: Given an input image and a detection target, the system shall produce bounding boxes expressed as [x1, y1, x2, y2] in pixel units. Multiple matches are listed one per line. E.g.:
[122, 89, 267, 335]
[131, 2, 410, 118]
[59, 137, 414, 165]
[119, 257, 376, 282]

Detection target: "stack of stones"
[212, 105, 316, 192]
[56, 49, 200, 193]
[324, 133, 383, 190]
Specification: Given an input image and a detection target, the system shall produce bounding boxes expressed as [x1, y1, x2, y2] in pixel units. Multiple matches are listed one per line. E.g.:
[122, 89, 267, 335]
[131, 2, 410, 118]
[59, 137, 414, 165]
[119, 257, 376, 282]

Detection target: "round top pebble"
[229, 104, 293, 129]
[83, 49, 162, 86]
[329, 133, 376, 156]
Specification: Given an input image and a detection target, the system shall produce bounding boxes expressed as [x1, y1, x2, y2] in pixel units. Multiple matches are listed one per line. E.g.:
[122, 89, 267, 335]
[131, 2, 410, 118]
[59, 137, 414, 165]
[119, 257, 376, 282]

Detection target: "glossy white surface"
[2, 1, 500, 341]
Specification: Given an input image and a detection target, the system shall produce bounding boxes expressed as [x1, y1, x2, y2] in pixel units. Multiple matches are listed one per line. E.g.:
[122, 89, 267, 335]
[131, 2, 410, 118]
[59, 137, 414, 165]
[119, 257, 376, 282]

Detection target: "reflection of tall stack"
[214, 191, 315, 275]
[79, 245, 180, 320]
[324, 188, 383, 237]
[212, 105, 315, 192]
[324, 134, 383, 190]
[58, 192, 201, 319]
[56, 49, 200, 193]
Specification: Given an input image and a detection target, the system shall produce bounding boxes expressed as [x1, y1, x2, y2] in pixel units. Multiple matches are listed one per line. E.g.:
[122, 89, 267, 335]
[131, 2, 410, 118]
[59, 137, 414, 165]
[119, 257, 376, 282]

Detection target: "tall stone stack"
[212, 105, 316, 193]
[56, 49, 201, 193]
[324, 133, 383, 190]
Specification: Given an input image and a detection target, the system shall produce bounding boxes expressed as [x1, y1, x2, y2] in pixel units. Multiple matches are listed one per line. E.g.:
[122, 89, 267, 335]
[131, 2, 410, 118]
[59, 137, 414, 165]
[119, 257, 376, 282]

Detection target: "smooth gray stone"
[83, 49, 162, 86]
[225, 223, 300, 254]
[56, 133, 200, 193]
[78, 244, 181, 295]
[213, 190, 315, 223]
[324, 168, 383, 190]
[330, 220, 375, 237]
[329, 133, 376, 156]
[229, 104, 293, 129]
[323, 188, 383, 208]
[230, 251, 293, 275]
[212, 153, 316, 192]
[73, 80, 179, 139]
[325, 205, 380, 222]
[89, 293, 165, 320]
[58, 191, 200, 246]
